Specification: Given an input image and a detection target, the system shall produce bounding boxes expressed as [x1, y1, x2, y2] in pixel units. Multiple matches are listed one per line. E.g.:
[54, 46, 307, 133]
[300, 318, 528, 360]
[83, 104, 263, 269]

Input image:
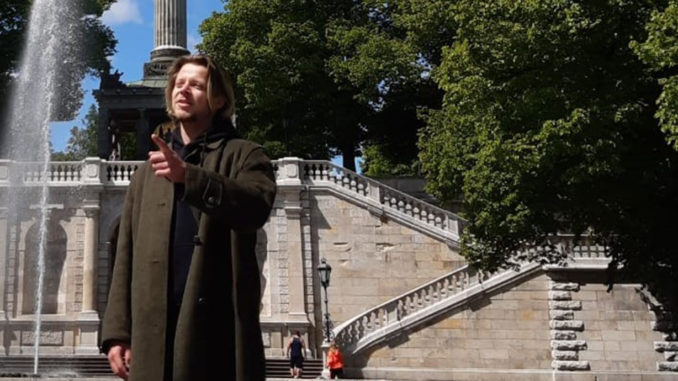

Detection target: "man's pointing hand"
[149, 134, 186, 183]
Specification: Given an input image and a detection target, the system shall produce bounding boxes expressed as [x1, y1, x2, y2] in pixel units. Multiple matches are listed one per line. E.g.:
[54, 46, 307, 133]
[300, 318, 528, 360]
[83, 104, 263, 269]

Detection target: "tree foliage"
[633, 0, 678, 150]
[419, 0, 678, 305]
[199, 0, 447, 171]
[0, 0, 116, 128]
[52, 104, 99, 161]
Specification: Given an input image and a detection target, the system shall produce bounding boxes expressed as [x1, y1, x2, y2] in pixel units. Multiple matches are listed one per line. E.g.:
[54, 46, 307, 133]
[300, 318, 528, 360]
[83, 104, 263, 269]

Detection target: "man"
[286, 331, 305, 378]
[101, 55, 276, 381]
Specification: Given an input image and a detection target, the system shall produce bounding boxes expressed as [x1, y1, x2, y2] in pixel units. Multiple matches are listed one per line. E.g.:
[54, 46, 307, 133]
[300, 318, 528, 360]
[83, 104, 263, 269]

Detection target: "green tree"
[199, 0, 364, 169]
[326, 0, 452, 177]
[0, 0, 116, 137]
[419, 0, 678, 305]
[199, 0, 449, 172]
[51, 104, 99, 161]
[633, 1, 678, 150]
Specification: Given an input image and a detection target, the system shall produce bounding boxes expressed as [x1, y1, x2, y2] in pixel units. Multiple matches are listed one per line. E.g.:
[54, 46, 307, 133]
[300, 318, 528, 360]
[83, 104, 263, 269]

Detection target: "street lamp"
[317, 258, 332, 343]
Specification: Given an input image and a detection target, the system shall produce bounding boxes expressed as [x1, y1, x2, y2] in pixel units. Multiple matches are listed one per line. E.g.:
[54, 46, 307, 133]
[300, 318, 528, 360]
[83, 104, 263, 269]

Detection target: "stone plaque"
[21, 329, 64, 346]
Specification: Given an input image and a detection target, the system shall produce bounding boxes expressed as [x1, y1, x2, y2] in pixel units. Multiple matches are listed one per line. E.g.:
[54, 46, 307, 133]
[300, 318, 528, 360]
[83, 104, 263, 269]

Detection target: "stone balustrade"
[0, 157, 464, 243]
[333, 265, 482, 352]
[332, 238, 612, 357]
[300, 160, 463, 241]
[0, 159, 142, 187]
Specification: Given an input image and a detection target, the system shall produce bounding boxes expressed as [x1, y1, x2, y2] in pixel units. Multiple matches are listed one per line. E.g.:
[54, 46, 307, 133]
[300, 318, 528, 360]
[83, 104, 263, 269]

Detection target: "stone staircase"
[0, 356, 323, 378]
[333, 239, 610, 357]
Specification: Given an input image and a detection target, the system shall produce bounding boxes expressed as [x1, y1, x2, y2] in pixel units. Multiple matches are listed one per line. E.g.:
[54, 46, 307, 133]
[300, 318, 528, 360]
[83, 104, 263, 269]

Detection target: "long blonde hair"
[165, 54, 235, 120]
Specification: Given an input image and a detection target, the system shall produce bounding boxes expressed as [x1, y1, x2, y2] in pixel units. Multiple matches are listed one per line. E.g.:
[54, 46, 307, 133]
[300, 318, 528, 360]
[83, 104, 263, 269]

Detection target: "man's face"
[171, 63, 212, 123]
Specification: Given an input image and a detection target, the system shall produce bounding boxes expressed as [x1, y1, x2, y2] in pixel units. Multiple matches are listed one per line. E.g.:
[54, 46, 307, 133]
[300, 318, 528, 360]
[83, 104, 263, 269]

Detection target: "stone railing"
[333, 264, 483, 353]
[333, 238, 611, 356]
[103, 161, 142, 186]
[2, 157, 463, 239]
[0, 159, 143, 188]
[292, 160, 463, 242]
[6, 161, 84, 185]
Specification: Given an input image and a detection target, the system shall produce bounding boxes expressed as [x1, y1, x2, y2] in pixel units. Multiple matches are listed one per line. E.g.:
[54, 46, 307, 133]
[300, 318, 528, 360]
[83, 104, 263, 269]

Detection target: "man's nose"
[177, 83, 190, 93]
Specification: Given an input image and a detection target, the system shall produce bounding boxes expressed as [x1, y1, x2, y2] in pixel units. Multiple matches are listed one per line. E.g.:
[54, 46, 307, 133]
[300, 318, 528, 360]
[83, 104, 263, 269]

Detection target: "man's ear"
[212, 96, 226, 112]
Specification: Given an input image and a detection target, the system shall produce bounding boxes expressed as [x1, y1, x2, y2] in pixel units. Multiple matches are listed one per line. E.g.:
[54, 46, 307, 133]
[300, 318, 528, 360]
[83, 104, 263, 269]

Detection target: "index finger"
[151, 134, 172, 154]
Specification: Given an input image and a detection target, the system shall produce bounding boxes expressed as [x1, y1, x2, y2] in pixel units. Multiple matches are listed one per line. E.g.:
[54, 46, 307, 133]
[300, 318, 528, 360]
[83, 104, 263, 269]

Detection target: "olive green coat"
[101, 134, 276, 381]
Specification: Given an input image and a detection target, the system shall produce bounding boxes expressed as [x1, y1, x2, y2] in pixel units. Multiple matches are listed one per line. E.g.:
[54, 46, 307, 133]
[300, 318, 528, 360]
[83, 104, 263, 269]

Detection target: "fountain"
[1, 0, 87, 375]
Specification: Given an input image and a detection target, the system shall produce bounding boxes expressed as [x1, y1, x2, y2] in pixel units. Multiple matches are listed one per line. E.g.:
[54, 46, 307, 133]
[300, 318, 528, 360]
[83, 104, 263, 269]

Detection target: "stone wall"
[557, 273, 666, 372]
[349, 270, 673, 380]
[353, 273, 552, 372]
[310, 192, 465, 323]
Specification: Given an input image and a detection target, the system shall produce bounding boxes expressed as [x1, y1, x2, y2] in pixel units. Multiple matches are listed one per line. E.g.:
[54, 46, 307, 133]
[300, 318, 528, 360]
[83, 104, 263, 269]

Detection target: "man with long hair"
[101, 55, 276, 381]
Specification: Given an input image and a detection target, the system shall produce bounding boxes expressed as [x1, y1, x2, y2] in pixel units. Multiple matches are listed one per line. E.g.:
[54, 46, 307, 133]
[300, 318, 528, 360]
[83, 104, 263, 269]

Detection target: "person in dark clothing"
[101, 55, 276, 381]
[286, 331, 305, 378]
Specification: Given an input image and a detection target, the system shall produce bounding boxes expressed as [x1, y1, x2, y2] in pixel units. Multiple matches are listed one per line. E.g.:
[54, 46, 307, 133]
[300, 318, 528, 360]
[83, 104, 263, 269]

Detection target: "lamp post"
[317, 258, 332, 343]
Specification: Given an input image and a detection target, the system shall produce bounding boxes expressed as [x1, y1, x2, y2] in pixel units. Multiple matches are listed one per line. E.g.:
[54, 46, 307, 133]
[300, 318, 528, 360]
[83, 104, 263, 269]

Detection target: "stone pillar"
[81, 205, 98, 314]
[97, 107, 111, 159]
[152, 0, 189, 59]
[77, 158, 104, 354]
[278, 158, 308, 322]
[136, 109, 151, 159]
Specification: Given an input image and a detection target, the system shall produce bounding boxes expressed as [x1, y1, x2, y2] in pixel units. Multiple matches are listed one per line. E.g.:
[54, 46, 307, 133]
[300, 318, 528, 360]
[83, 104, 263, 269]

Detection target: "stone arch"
[21, 220, 67, 315]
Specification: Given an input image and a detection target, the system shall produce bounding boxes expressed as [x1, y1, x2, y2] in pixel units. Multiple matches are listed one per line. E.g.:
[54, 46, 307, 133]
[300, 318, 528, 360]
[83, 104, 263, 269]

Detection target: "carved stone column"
[136, 108, 150, 159]
[151, 0, 189, 60]
[77, 158, 103, 354]
[278, 158, 308, 322]
[81, 205, 98, 314]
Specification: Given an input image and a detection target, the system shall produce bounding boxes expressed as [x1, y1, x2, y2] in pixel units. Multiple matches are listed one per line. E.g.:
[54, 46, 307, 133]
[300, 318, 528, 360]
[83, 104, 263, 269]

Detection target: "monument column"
[152, 0, 189, 61]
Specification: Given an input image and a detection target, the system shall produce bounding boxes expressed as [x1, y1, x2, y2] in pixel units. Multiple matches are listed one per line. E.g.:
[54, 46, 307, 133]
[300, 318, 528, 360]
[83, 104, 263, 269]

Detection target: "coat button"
[198, 297, 207, 306]
[207, 196, 216, 204]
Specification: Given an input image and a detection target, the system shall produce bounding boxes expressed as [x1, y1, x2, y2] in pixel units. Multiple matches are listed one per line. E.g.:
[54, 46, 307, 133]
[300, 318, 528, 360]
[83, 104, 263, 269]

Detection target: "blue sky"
[50, 0, 225, 151]
[50, 0, 357, 170]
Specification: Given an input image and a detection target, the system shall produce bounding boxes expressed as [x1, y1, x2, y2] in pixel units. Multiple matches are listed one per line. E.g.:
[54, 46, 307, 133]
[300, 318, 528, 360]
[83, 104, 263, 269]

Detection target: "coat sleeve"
[100, 168, 139, 353]
[182, 144, 276, 231]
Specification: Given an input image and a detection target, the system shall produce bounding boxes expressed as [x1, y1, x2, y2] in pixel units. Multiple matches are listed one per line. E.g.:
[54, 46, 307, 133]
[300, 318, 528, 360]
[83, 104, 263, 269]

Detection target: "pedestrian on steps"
[286, 331, 305, 378]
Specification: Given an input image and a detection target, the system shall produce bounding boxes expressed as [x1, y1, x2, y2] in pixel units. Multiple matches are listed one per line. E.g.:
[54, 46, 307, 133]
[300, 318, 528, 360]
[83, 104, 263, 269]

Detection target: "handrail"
[300, 160, 464, 240]
[333, 264, 481, 351]
[332, 238, 610, 355]
[13, 161, 83, 184]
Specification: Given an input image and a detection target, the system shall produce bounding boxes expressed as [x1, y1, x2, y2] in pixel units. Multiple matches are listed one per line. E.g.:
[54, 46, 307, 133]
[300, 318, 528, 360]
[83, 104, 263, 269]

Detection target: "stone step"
[0, 356, 324, 378]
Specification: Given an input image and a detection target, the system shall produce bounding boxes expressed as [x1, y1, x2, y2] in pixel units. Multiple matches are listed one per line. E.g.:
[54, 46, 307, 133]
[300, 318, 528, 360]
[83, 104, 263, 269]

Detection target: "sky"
[50, 0, 225, 151]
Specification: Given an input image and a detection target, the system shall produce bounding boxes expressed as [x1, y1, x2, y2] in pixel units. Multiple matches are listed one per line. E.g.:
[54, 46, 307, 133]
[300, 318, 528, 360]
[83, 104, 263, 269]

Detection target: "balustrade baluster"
[412, 205, 420, 220]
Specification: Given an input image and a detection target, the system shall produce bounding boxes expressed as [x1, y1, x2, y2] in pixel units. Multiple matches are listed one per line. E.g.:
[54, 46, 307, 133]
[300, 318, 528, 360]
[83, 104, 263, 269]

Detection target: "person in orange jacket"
[326, 341, 344, 379]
